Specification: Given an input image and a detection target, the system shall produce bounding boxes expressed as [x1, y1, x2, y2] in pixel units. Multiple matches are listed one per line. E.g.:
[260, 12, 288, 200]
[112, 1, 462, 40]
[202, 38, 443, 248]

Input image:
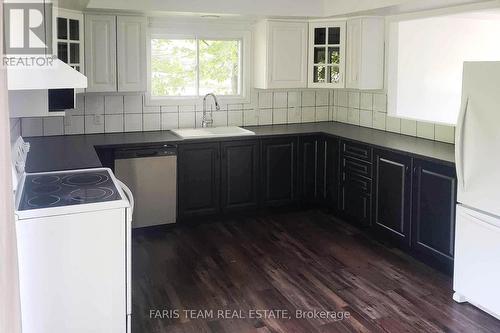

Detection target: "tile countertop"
[24, 122, 455, 173]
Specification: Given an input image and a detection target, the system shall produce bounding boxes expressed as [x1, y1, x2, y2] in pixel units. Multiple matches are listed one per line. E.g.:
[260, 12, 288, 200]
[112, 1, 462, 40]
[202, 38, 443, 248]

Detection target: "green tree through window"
[151, 38, 240, 97]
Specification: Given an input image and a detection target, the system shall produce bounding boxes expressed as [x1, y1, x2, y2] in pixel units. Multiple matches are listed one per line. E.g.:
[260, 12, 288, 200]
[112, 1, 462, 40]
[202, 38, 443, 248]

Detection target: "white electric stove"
[12, 137, 134, 333]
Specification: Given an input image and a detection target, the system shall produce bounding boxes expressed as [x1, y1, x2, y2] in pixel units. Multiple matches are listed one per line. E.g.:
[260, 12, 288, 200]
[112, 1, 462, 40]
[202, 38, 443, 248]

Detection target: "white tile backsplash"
[125, 114, 143, 132]
[348, 92, 360, 109]
[272, 108, 287, 124]
[373, 93, 387, 113]
[85, 115, 104, 134]
[104, 95, 124, 114]
[43, 117, 64, 136]
[435, 124, 455, 143]
[258, 108, 273, 125]
[417, 121, 435, 140]
[401, 119, 417, 136]
[273, 92, 287, 109]
[178, 112, 196, 128]
[360, 93, 372, 111]
[316, 90, 329, 106]
[302, 106, 315, 122]
[302, 91, 315, 107]
[15, 89, 455, 144]
[347, 108, 360, 125]
[316, 106, 329, 122]
[64, 115, 85, 135]
[105, 114, 124, 133]
[21, 118, 43, 137]
[143, 113, 160, 131]
[258, 92, 273, 109]
[85, 95, 104, 115]
[243, 109, 258, 126]
[228, 111, 243, 126]
[386, 116, 401, 133]
[124, 95, 143, 114]
[359, 110, 372, 128]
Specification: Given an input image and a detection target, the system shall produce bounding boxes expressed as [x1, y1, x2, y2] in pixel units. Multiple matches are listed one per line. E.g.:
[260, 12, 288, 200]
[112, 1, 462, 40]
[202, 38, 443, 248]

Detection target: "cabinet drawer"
[342, 156, 372, 178]
[342, 172, 371, 194]
[341, 140, 372, 162]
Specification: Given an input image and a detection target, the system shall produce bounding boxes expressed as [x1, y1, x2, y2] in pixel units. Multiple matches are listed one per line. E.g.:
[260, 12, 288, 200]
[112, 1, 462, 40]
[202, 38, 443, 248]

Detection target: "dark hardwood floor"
[132, 210, 500, 333]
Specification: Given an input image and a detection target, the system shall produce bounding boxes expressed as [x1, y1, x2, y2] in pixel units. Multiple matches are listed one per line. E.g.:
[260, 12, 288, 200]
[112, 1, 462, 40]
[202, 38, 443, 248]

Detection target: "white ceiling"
[62, 0, 496, 18]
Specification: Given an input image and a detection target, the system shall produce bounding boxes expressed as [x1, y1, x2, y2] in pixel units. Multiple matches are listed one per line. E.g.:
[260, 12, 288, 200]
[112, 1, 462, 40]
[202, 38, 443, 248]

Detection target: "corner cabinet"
[254, 20, 308, 89]
[85, 14, 146, 92]
[308, 20, 346, 88]
[345, 17, 385, 90]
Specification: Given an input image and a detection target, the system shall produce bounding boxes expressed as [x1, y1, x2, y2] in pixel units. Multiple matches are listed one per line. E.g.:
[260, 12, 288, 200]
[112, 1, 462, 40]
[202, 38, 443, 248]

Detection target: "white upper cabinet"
[345, 17, 385, 90]
[254, 20, 308, 89]
[85, 14, 117, 92]
[117, 16, 147, 92]
[55, 9, 84, 74]
[308, 20, 346, 89]
[85, 14, 146, 92]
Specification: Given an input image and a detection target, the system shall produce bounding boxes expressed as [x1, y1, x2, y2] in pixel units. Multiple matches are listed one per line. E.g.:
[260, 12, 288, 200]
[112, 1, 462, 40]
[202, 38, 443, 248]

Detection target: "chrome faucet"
[202, 93, 220, 128]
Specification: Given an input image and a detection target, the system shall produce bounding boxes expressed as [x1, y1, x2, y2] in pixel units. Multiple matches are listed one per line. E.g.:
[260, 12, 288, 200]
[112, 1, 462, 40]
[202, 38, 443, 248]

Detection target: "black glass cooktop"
[18, 170, 121, 211]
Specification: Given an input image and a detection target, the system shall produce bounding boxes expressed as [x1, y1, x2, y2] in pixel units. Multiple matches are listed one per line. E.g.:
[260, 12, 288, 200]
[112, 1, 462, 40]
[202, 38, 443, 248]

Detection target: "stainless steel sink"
[171, 126, 255, 139]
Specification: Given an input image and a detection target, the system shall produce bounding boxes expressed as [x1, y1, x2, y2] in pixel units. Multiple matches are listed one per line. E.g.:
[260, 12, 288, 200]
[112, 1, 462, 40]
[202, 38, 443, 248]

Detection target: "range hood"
[7, 58, 87, 90]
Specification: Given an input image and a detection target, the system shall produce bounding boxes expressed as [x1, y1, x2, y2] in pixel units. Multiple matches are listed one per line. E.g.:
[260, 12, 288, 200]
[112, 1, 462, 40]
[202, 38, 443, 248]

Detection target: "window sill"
[144, 94, 251, 107]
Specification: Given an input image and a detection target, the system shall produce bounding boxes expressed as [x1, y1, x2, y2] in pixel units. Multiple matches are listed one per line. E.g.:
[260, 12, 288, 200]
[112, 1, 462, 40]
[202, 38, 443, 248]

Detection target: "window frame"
[146, 27, 251, 106]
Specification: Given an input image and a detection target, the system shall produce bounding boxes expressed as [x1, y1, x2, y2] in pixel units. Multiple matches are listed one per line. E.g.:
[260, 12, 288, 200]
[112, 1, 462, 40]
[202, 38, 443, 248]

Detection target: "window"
[387, 9, 500, 124]
[150, 38, 242, 98]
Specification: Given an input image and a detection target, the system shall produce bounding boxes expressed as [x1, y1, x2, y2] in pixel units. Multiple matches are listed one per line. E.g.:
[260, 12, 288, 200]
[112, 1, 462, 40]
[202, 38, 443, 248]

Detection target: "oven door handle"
[117, 179, 134, 217]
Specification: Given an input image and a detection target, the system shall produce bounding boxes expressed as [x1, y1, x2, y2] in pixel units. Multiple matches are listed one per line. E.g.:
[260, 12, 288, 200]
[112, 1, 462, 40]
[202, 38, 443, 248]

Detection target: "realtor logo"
[3, 2, 52, 55]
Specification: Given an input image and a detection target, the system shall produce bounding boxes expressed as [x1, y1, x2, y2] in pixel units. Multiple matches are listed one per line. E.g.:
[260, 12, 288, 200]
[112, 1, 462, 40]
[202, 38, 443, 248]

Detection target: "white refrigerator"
[453, 61, 500, 319]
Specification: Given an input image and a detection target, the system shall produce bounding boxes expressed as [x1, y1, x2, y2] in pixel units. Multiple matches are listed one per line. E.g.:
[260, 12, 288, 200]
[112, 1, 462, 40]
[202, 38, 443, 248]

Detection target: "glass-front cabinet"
[54, 8, 84, 73]
[308, 20, 346, 88]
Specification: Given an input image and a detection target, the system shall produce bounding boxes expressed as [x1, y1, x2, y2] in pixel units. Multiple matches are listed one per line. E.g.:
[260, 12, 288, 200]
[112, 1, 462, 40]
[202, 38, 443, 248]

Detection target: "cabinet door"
[55, 9, 84, 74]
[373, 150, 412, 247]
[178, 143, 220, 219]
[323, 137, 339, 209]
[412, 159, 457, 271]
[261, 137, 298, 207]
[268, 21, 308, 88]
[221, 140, 259, 212]
[308, 20, 346, 88]
[85, 14, 117, 92]
[117, 16, 146, 92]
[345, 17, 385, 90]
[340, 173, 372, 227]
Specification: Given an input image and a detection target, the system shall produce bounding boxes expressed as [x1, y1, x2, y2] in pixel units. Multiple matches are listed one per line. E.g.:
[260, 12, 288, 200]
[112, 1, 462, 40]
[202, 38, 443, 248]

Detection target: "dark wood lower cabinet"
[177, 142, 220, 219]
[298, 136, 322, 204]
[323, 137, 339, 209]
[340, 173, 372, 227]
[261, 137, 298, 207]
[174, 135, 456, 274]
[373, 150, 412, 247]
[412, 159, 457, 273]
[220, 140, 259, 212]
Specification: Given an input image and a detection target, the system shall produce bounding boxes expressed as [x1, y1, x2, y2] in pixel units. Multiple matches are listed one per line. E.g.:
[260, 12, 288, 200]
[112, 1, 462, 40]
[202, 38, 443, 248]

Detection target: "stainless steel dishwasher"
[115, 144, 177, 228]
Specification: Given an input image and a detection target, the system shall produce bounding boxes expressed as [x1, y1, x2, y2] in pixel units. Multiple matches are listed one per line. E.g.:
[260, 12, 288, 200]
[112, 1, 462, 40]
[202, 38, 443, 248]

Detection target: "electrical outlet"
[94, 114, 102, 125]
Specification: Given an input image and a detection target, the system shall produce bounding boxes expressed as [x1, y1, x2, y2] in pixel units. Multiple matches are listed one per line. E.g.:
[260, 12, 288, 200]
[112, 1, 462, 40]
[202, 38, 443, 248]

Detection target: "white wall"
[388, 13, 500, 124]
[86, 0, 325, 17]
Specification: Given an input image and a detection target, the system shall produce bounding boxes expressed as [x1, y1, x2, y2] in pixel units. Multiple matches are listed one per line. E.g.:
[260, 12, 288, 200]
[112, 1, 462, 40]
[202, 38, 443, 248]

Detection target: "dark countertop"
[25, 122, 455, 173]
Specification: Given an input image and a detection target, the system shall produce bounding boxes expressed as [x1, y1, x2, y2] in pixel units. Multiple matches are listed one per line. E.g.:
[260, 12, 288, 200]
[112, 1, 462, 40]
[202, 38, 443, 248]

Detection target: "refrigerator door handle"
[456, 96, 469, 191]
